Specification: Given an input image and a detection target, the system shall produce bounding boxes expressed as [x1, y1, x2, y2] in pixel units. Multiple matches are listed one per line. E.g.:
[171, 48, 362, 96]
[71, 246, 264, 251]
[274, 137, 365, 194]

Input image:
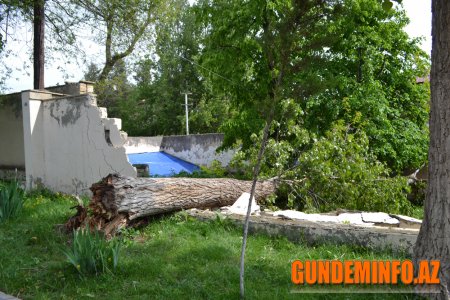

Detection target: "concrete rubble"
[218, 196, 421, 228]
[193, 195, 423, 254]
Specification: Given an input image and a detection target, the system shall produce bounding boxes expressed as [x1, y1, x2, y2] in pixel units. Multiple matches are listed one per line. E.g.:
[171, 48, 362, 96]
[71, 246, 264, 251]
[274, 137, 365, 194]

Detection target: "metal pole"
[185, 93, 189, 135]
[181, 92, 192, 135]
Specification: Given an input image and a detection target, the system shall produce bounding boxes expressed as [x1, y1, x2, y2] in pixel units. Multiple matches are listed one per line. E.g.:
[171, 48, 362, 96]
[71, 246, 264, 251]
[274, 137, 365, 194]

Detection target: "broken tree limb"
[66, 174, 278, 233]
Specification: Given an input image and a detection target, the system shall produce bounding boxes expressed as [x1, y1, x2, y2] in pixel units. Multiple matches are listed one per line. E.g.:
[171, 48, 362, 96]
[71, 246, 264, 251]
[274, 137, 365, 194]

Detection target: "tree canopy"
[196, 0, 429, 173]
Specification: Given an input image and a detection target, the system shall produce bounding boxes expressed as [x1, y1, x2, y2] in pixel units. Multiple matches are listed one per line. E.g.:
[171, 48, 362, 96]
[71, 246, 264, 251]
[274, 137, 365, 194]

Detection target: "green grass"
[0, 192, 421, 299]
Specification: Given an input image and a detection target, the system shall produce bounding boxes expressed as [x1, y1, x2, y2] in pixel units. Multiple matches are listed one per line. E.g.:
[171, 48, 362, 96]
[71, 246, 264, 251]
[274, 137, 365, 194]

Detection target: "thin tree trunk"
[239, 111, 274, 299]
[414, 0, 450, 298]
[33, 0, 45, 90]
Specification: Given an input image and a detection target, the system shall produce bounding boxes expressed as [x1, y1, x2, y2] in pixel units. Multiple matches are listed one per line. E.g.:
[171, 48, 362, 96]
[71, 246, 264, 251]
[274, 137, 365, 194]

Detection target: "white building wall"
[21, 86, 136, 194]
[0, 94, 25, 169]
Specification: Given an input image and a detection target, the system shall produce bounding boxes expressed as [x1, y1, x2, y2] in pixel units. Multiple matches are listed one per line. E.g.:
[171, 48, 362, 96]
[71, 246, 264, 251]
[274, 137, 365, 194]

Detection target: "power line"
[177, 54, 236, 85]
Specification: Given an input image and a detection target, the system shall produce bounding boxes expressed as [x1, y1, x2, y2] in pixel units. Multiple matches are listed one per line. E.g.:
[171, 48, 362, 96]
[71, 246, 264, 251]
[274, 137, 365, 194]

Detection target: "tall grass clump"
[63, 228, 121, 276]
[0, 180, 25, 223]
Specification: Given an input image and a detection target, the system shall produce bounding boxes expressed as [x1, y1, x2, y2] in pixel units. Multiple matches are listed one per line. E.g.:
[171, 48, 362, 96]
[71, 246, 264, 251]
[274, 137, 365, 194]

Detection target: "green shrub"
[232, 121, 412, 215]
[174, 160, 229, 178]
[289, 123, 412, 214]
[0, 180, 25, 223]
[63, 229, 121, 276]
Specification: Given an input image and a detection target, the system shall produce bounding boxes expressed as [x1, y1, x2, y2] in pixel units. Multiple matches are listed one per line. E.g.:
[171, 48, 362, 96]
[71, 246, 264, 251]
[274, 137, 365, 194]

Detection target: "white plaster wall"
[22, 92, 46, 189]
[125, 134, 236, 167]
[0, 98, 25, 169]
[22, 91, 136, 194]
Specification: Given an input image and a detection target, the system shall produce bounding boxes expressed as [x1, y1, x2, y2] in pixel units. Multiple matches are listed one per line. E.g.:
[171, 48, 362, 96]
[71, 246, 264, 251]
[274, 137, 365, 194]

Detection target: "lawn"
[0, 191, 420, 299]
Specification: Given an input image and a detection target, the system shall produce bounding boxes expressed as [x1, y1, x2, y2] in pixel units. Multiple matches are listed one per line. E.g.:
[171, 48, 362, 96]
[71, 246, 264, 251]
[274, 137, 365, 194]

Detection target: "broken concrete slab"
[272, 210, 340, 223]
[268, 210, 417, 229]
[391, 214, 422, 229]
[361, 212, 400, 226]
[336, 213, 367, 225]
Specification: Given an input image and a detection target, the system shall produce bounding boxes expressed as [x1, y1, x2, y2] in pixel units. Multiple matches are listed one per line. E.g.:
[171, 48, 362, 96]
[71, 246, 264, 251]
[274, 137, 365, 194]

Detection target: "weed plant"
[63, 228, 121, 276]
[0, 180, 25, 222]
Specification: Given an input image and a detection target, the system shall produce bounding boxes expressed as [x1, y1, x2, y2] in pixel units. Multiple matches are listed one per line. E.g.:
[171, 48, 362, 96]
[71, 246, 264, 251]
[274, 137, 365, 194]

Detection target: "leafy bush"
[232, 121, 412, 215]
[0, 180, 25, 223]
[63, 229, 121, 276]
[288, 123, 412, 214]
[173, 160, 230, 178]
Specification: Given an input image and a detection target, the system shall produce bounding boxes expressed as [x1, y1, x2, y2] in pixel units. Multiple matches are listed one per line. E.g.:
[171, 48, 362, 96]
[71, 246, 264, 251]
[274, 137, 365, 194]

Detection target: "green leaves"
[382, 0, 393, 10]
[301, 0, 430, 172]
[380, 0, 403, 11]
[292, 123, 412, 214]
[0, 180, 25, 223]
[63, 229, 121, 276]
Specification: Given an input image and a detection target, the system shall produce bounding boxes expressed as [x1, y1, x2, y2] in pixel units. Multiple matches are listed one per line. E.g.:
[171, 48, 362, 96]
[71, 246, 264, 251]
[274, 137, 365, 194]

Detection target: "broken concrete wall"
[0, 93, 25, 175]
[45, 81, 94, 96]
[21, 84, 136, 194]
[125, 133, 236, 167]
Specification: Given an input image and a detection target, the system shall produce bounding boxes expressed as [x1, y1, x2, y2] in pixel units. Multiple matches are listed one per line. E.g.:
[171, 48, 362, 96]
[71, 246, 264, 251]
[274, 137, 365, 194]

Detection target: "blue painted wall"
[127, 152, 199, 177]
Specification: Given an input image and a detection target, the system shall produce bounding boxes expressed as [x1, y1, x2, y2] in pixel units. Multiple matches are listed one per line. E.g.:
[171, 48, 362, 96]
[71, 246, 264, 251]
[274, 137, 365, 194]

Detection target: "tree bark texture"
[33, 0, 45, 90]
[66, 174, 277, 234]
[414, 0, 450, 298]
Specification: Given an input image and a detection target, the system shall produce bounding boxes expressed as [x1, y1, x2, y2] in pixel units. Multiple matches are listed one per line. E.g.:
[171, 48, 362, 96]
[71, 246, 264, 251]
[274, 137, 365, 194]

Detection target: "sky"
[2, 0, 432, 93]
[402, 0, 432, 55]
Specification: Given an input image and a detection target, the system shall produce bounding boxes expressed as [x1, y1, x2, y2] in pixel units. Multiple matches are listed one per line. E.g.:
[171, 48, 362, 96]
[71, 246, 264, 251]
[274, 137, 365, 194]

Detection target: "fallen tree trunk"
[66, 174, 278, 234]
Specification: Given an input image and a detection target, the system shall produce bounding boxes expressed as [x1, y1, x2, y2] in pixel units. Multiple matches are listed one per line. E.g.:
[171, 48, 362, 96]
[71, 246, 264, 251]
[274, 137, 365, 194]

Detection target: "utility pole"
[181, 92, 192, 135]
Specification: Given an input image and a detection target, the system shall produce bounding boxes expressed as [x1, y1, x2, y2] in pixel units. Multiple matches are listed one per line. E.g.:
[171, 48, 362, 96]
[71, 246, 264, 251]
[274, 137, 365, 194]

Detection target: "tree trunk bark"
[66, 174, 277, 234]
[414, 0, 450, 298]
[33, 0, 45, 90]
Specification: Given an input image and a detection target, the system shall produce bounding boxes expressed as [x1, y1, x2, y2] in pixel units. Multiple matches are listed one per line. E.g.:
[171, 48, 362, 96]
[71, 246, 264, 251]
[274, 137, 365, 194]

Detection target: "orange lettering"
[317, 261, 330, 284]
[430, 261, 440, 284]
[331, 261, 343, 284]
[401, 260, 413, 284]
[391, 260, 401, 284]
[344, 260, 354, 284]
[291, 260, 304, 284]
[378, 261, 390, 284]
[417, 261, 431, 284]
[372, 261, 378, 284]
[305, 260, 317, 284]
[354, 261, 370, 284]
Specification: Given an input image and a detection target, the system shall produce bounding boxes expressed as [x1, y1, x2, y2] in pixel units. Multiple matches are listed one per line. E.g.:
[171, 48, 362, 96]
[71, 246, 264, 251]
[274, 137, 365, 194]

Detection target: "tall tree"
[301, 0, 429, 173]
[1, 0, 169, 90]
[414, 0, 450, 298]
[73, 0, 168, 82]
[33, 0, 44, 89]
[213, 0, 429, 174]
[117, 0, 214, 136]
